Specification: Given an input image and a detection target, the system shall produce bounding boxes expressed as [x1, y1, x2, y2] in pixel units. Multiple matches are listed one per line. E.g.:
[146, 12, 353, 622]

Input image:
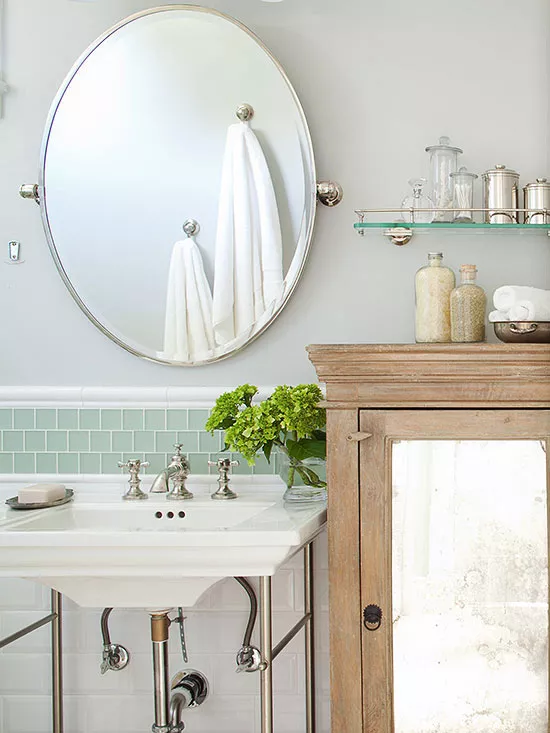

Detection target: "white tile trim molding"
[0, 386, 278, 408]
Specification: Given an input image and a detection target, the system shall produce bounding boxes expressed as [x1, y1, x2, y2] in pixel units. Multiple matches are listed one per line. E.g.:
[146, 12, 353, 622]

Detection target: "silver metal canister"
[481, 164, 519, 223]
[523, 178, 550, 223]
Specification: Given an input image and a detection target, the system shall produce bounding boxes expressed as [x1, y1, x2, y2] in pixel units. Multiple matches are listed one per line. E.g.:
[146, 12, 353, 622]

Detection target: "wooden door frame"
[359, 409, 550, 733]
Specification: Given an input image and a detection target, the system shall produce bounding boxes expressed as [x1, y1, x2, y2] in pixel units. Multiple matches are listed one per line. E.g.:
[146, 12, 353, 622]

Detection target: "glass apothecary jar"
[415, 252, 456, 343]
[450, 264, 487, 342]
[450, 167, 478, 222]
[425, 136, 463, 221]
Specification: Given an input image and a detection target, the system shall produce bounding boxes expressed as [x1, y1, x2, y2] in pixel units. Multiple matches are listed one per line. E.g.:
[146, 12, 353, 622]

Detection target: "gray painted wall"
[1, 0, 549, 386]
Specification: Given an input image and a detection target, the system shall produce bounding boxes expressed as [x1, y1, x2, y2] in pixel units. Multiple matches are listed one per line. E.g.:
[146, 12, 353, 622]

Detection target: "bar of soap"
[18, 483, 66, 504]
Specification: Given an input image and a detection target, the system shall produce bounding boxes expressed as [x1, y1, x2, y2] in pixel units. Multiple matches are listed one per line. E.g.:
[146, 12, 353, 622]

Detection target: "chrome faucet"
[150, 444, 193, 500]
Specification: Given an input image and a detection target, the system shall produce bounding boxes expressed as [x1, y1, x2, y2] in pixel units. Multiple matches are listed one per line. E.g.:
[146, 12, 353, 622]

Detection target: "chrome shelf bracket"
[384, 226, 413, 246]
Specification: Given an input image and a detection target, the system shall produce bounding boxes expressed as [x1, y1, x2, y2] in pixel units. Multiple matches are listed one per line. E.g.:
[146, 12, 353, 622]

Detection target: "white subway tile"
[0, 579, 44, 610]
[3, 695, 85, 733]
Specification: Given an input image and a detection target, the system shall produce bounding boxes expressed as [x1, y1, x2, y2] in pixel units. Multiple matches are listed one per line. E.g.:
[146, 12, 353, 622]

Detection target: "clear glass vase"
[277, 450, 327, 503]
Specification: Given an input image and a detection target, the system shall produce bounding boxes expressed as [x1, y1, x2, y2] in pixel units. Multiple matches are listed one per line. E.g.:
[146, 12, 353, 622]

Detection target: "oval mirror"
[39, 5, 316, 365]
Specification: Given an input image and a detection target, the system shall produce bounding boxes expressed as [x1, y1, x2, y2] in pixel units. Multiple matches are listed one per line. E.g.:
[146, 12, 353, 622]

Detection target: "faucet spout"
[149, 469, 172, 494]
[149, 444, 193, 499]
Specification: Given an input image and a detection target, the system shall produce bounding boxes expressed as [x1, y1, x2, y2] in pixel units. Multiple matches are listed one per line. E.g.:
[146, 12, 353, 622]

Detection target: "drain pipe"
[151, 612, 172, 733]
[149, 612, 209, 733]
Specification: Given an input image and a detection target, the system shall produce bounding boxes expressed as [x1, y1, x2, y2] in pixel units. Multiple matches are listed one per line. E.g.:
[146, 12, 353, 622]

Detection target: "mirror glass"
[41, 6, 316, 365]
[392, 440, 548, 732]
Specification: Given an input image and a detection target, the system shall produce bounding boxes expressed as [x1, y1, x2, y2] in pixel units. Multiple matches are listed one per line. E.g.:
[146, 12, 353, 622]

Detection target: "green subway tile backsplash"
[36, 453, 57, 473]
[14, 452, 36, 473]
[25, 431, 46, 452]
[68, 430, 90, 452]
[14, 409, 34, 429]
[57, 409, 78, 429]
[122, 409, 144, 431]
[36, 409, 56, 429]
[3, 431, 24, 452]
[0, 407, 275, 476]
[46, 431, 67, 452]
[100, 409, 122, 430]
[0, 409, 13, 429]
[79, 410, 100, 430]
[144, 409, 165, 430]
[111, 431, 133, 452]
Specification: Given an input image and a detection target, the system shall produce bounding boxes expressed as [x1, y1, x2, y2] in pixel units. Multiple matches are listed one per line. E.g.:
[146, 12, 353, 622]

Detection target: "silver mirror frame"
[37, 4, 317, 366]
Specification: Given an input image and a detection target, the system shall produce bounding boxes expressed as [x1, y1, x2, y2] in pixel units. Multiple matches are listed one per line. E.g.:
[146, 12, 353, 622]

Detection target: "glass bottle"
[450, 265, 487, 342]
[415, 252, 456, 343]
[425, 136, 463, 221]
[401, 178, 435, 224]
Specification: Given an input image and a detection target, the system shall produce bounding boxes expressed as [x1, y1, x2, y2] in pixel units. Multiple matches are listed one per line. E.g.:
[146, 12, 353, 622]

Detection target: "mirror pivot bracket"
[316, 180, 343, 207]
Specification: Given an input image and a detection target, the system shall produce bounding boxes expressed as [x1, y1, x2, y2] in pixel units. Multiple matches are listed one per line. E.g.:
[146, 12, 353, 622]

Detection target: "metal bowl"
[493, 321, 550, 343]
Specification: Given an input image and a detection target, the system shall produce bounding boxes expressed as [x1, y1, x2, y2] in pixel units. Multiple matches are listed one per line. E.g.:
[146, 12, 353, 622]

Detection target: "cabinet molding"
[308, 343, 550, 408]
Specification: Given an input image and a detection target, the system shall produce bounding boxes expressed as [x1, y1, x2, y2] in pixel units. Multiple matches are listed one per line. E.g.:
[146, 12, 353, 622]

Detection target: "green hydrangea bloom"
[269, 384, 325, 438]
[206, 383, 326, 471]
[205, 384, 258, 432]
[224, 401, 281, 464]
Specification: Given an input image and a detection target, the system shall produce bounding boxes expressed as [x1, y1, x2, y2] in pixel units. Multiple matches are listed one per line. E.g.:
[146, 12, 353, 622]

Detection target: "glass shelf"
[354, 218, 550, 245]
[354, 221, 550, 230]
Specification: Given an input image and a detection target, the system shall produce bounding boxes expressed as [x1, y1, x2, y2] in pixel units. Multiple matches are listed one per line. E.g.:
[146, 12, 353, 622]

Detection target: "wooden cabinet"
[308, 345, 550, 733]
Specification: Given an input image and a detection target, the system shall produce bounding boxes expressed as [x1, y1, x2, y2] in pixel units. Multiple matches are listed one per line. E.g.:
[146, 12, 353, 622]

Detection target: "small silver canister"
[481, 164, 519, 223]
[523, 178, 550, 223]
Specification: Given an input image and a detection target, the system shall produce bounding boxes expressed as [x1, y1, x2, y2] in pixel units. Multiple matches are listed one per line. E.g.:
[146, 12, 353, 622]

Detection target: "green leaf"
[286, 438, 326, 461]
[263, 441, 274, 464]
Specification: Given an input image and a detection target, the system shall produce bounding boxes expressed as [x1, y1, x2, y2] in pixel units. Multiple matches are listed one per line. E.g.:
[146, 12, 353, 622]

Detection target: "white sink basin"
[0, 481, 326, 608]
[4, 501, 274, 532]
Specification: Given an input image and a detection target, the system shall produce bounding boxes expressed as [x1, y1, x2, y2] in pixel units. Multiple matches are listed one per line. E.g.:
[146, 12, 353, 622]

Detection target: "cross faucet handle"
[118, 459, 150, 471]
[208, 458, 239, 500]
[118, 459, 149, 501]
[208, 458, 239, 471]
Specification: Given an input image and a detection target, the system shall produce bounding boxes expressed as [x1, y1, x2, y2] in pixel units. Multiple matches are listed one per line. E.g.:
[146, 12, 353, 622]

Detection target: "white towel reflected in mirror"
[213, 121, 283, 346]
[161, 237, 215, 363]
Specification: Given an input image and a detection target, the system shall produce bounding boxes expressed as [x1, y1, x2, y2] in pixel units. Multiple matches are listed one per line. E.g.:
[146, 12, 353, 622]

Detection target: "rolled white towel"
[488, 310, 509, 322]
[509, 299, 550, 322]
[493, 285, 550, 313]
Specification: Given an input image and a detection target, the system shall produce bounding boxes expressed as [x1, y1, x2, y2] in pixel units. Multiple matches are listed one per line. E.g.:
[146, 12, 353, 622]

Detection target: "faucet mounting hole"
[155, 511, 163, 519]
[167, 511, 174, 519]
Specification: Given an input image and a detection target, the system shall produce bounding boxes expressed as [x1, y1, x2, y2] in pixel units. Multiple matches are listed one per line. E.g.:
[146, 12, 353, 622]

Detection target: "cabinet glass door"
[359, 411, 550, 733]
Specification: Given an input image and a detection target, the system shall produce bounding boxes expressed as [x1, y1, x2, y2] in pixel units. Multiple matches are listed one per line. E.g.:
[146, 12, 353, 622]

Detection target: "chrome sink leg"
[304, 543, 316, 733]
[259, 576, 273, 733]
[150, 612, 171, 733]
[52, 590, 64, 733]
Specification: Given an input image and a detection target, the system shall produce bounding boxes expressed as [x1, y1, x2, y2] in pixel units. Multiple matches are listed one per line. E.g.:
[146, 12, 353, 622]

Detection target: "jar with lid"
[450, 265, 486, 343]
[425, 136, 463, 221]
[523, 178, 550, 223]
[481, 164, 519, 223]
[450, 167, 478, 222]
[415, 252, 455, 343]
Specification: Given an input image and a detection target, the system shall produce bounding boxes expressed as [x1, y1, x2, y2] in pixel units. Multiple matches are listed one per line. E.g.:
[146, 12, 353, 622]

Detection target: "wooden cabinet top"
[307, 343, 550, 408]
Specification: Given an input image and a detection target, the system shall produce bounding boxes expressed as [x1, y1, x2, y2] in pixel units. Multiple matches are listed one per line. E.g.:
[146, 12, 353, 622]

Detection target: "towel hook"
[182, 219, 200, 237]
[236, 103, 254, 122]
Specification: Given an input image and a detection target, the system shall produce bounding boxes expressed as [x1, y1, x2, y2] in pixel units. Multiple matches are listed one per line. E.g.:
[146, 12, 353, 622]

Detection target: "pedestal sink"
[0, 480, 327, 608]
